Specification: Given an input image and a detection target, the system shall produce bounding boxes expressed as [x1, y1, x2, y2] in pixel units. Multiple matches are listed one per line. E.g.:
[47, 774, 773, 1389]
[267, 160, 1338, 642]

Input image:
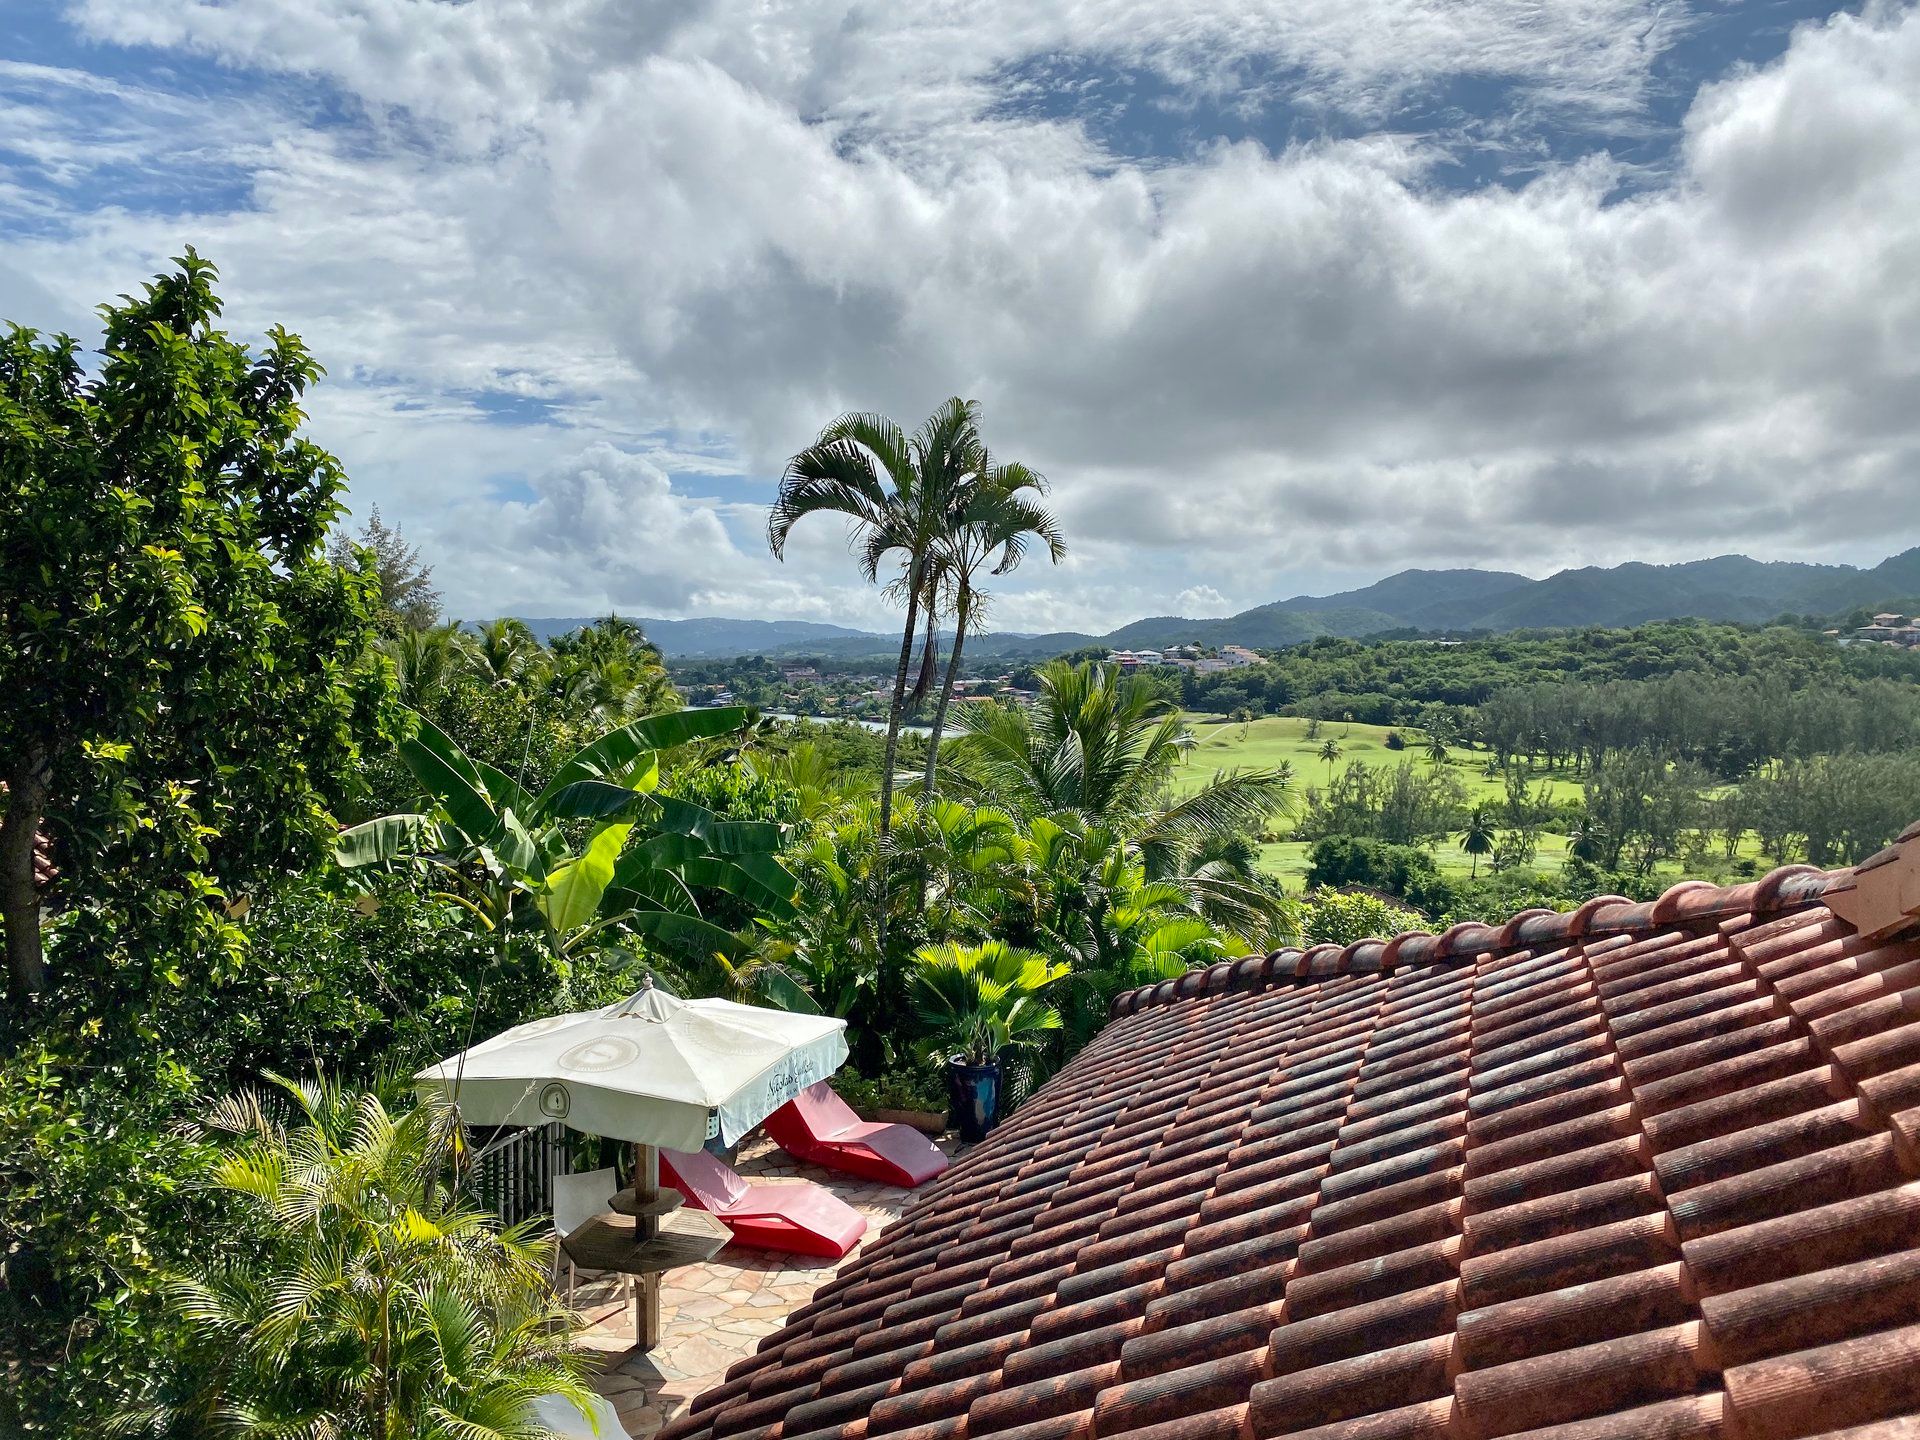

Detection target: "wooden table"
[558, 1143, 729, 1349]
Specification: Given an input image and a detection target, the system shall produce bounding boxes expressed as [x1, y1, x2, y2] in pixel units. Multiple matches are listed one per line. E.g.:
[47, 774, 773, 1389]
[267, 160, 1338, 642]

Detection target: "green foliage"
[327, 505, 441, 633]
[911, 940, 1067, 1066]
[952, 660, 1293, 884]
[1297, 759, 1469, 846]
[1297, 889, 1425, 947]
[1304, 836, 1445, 907]
[830, 1065, 948, 1116]
[1743, 752, 1920, 866]
[337, 707, 795, 963]
[0, 249, 396, 1002]
[1185, 620, 1920, 726]
[0, 1046, 221, 1436]
[157, 1077, 593, 1440]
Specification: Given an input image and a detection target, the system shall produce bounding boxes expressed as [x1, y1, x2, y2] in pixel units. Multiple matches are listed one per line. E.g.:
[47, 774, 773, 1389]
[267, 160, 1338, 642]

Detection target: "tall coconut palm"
[768, 400, 986, 973]
[1460, 806, 1496, 878]
[952, 661, 1293, 883]
[921, 458, 1065, 793]
[1317, 737, 1342, 779]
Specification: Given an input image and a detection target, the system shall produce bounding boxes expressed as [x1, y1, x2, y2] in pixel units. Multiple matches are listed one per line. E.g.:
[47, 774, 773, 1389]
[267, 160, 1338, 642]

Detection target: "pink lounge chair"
[763, 1081, 950, 1188]
[659, 1146, 866, 1259]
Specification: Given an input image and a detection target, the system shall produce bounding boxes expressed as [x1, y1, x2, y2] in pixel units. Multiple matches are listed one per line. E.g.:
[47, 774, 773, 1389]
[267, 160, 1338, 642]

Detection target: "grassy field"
[1173, 713, 1584, 885]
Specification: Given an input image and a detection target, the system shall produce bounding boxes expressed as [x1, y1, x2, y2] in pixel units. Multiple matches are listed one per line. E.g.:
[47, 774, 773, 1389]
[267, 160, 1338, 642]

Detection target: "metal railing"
[469, 1122, 569, 1228]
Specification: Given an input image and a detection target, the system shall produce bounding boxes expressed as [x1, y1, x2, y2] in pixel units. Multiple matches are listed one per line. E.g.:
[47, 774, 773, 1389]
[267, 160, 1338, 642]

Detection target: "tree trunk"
[878, 562, 921, 838]
[873, 562, 923, 980]
[1, 748, 50, 999]
[922, 587, 971, 794]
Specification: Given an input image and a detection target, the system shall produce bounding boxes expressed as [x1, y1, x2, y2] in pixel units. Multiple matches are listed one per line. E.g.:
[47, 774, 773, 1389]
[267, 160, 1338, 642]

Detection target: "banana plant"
[335, 706, 796, 959]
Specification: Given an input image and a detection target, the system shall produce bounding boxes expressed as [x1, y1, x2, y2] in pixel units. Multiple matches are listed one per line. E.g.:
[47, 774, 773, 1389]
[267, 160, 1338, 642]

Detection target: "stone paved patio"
[571, 1132, 953, 1438]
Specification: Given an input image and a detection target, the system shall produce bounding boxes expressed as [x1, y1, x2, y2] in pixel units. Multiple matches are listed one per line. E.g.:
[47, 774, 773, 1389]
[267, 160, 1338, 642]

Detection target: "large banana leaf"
[539, 818, 634, 934]
[471, 756, 535, 816]
[757, 967, 822, 1015]
[399, 719, 503, 848]
[535, 706, 752, 806]
[537, 756, 660, 825]
[491, 807, 546, 881]
[614, 905, 748, 955]
[652, 795, 782, 853]
[334, 813, 435, 868]
[678, 855, 799, 919]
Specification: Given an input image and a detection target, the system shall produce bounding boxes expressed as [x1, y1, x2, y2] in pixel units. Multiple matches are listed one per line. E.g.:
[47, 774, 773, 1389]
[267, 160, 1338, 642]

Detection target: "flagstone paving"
[573, 1131, 953, 1438]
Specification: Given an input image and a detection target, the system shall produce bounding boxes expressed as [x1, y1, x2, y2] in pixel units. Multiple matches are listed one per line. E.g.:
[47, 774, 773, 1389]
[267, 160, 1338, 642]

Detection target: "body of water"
[695, 706, 933, 737]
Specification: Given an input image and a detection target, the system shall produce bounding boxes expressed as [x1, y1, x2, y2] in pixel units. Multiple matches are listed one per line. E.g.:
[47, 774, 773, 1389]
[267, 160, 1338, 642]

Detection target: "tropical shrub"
[336, 707, 796, 965]
[911, 940, 1067, 1067]
[1297, 889, 1424, 947]
[157, 1077, 593, 1440]
[0, 1045, 222, 1437]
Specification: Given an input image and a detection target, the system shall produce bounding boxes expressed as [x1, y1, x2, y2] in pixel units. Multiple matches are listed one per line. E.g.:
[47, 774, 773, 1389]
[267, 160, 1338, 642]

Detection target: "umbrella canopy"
[416, 983, 848, 1149]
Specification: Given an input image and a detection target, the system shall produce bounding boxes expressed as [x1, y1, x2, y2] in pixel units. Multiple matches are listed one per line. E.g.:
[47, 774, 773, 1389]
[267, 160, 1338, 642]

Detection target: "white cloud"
[6, 0, 1920, 633]
[1175, 585, 1235, 617]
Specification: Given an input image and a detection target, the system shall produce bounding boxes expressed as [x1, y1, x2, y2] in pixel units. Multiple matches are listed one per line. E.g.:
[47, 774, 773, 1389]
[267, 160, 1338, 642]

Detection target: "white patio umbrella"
[417, 980, 850, 1350]
[415, 980, 849, 1149]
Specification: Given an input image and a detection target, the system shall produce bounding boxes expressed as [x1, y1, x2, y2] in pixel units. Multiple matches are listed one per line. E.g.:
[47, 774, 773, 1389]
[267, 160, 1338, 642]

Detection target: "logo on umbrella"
[539, 1082, 571, 1119]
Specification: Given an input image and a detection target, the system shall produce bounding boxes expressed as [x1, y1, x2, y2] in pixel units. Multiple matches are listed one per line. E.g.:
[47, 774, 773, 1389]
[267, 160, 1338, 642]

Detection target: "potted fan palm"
[911, 940, 1068, 1142]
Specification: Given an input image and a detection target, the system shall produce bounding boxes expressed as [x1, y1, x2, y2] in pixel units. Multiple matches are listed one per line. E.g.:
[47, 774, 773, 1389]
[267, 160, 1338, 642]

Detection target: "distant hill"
[511, 546, 1920, 661]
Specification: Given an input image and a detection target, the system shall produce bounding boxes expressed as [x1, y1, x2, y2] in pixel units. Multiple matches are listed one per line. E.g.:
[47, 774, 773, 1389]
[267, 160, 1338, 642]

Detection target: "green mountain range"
[517, 547, 1920, 660]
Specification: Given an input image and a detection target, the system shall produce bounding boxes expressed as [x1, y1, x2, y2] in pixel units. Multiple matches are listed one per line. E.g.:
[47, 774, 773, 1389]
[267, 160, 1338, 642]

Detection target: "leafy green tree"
[0, 251, 393, 1002]
[911, 940, 1066, 1066]
[548, 616, 679, 725]
[337, 708, 794, 963]
[1582, 747, 1707, 871]
[380, 623, 469, 708]
[160, 1077, 593, 1440]
[465, 617, 541, 689]
[1299, 888, 1423, 947]
[1460, 807, 1495, 879]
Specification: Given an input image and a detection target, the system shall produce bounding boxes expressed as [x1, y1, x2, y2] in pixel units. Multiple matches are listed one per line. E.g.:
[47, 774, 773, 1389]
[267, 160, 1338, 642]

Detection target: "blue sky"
[3, 1, 1917, 630]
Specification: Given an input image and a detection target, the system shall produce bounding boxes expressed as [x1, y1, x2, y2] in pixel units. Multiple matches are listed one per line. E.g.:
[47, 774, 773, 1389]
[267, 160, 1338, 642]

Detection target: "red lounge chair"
[764, 1081, 950, 1188]
[659, 1146, 866, 1260]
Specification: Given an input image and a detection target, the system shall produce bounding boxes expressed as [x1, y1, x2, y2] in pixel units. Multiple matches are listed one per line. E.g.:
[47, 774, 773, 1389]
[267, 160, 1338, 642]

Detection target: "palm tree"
[381, 621, 468, 707]
[550, 616, 679, 723]
[768, 400, 987, 972]
[466, 616, 540, 689]
[911, 939, 1067, 1067]
[1317, 737, 1342, 779]
[952, 661, 1292, 883]
[1460, 806, 1496, 878]
[162, 1076, 594, 1440]
[1425, 734, 1451, 767]
[921, 456, 1065, 793]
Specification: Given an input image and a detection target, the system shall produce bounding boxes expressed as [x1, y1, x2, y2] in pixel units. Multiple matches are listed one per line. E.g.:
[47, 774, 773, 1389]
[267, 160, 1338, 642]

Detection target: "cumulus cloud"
[5, 0, 1919, 631]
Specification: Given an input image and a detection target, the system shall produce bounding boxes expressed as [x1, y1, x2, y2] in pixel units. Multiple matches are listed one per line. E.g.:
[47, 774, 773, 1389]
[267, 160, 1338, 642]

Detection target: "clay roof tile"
[678, 842, 1920, 1440]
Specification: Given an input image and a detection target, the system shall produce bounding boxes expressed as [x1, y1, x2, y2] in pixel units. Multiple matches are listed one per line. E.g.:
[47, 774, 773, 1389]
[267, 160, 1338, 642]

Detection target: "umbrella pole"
[632, 1142, 662, 1349]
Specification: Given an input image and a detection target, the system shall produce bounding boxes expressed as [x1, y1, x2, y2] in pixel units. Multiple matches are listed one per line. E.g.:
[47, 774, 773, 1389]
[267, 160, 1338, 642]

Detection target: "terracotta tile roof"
[665, 839, 1920, 1440]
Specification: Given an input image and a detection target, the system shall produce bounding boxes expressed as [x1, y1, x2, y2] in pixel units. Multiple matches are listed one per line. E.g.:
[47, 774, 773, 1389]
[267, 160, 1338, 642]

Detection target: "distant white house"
[1108, 649, 1164, 669]
[1219, 645, 1260, 667]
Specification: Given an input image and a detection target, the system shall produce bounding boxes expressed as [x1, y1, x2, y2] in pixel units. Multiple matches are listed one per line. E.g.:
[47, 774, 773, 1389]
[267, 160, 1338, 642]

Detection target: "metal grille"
[469, 1122, 569, 1228]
